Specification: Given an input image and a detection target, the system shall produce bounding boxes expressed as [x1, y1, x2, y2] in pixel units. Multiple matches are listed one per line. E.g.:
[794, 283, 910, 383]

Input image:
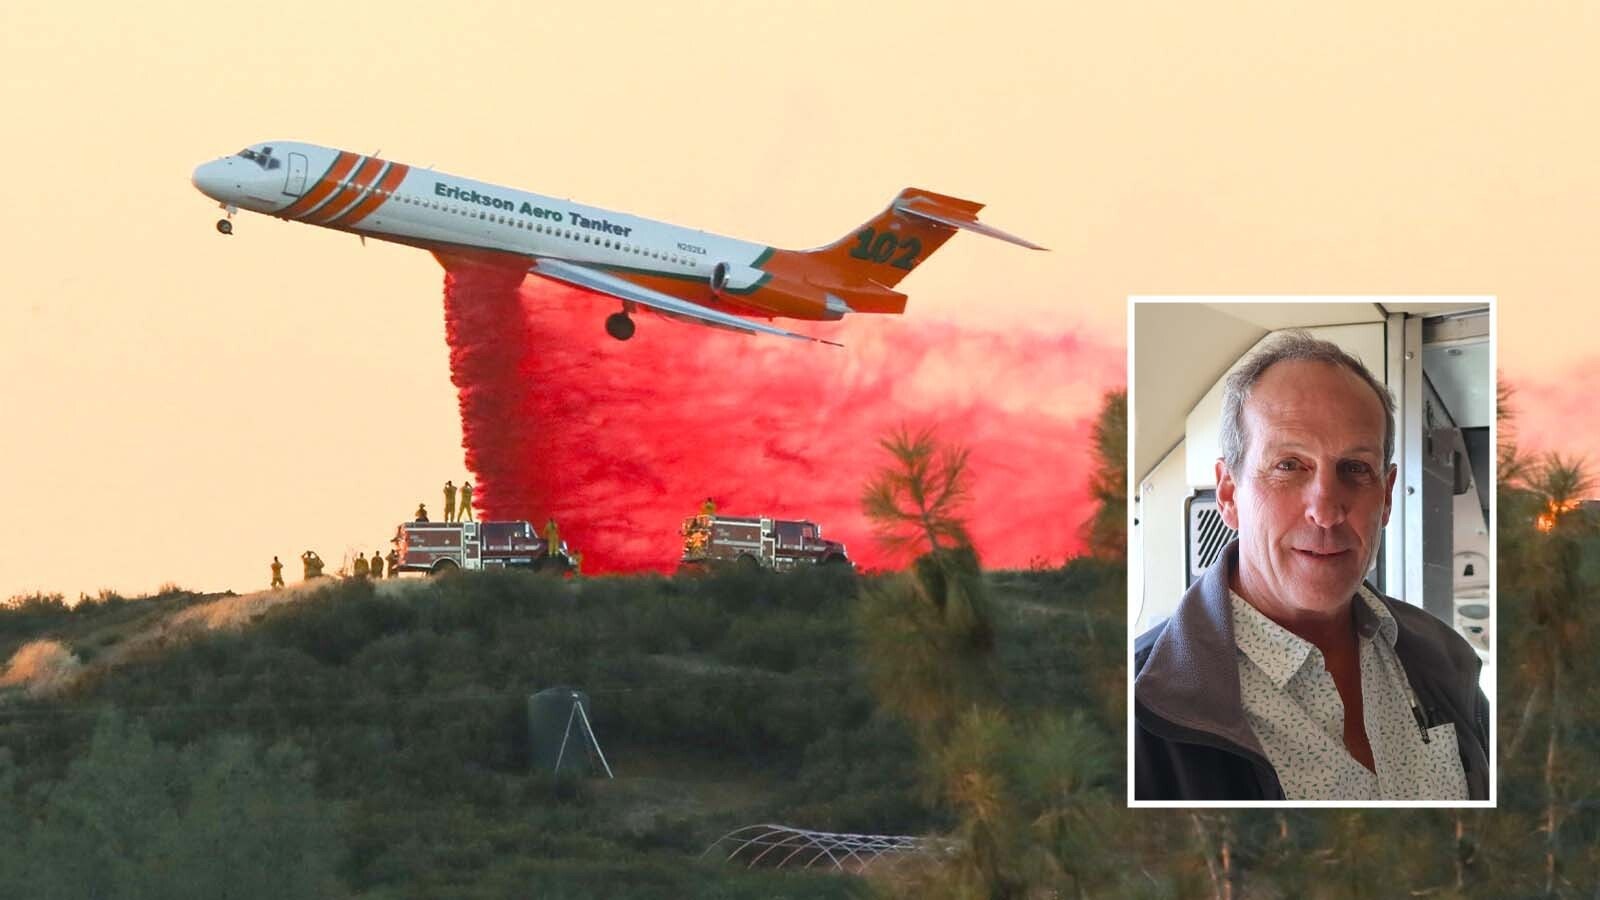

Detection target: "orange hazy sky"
[2, 1, 1596, 600]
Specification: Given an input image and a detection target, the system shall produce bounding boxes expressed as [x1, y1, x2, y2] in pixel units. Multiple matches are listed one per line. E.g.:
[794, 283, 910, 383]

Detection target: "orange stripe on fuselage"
[279, 152, 358, 220]
[329, 163, 410, 228]
[304, 157, 384, 224]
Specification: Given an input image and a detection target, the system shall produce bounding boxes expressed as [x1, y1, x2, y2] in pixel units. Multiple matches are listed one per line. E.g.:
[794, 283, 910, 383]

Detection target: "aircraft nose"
[191, 160, 231, 200]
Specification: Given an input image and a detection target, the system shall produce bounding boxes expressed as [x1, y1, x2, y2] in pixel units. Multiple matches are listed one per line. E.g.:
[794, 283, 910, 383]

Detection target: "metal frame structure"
[702, 824, 951, 874]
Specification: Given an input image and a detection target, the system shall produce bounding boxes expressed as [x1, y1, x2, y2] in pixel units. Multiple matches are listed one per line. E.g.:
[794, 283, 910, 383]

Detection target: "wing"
[532, 259, 841, 347]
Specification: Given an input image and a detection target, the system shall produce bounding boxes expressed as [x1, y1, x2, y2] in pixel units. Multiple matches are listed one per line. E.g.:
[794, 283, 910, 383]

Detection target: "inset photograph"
[1129, 298, 1494, 805]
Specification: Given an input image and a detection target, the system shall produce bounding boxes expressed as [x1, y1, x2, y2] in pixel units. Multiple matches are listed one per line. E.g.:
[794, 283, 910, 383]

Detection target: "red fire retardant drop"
[441, 264, 1123, 573]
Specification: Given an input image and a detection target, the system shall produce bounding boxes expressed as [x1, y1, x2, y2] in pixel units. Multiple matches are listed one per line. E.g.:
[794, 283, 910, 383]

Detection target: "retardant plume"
[441, 264, 1124, 573]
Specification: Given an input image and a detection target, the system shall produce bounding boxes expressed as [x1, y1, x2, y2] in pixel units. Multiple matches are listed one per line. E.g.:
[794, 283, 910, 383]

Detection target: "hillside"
[0, 563, 1122, 899]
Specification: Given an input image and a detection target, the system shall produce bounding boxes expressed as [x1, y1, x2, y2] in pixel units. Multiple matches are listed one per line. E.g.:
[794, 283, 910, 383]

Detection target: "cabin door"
[284, 153, 309, 196]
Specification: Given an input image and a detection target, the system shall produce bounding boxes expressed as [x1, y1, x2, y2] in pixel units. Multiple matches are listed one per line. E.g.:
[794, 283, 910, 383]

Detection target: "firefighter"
[386, 547, 400, 578]
[269, 556, 284, 590]
[301, 550, 324, 580]
[352, 553, 369, 578]
[443, 480, 457, 523]
[414, 502, 428, 522]
[701, 496, 716, 517]
[544, 517, 561, 559]
[369, 550, 384, 579]
[459, 481, 474, 522]
[570, 550, 583, 576]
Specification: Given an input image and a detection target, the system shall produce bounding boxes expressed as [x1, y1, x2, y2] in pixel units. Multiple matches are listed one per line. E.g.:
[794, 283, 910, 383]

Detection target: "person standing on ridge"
[701, 497, 716, 517]
[369, 550, 385, 580]
[460, 481, 474, 522]
[270, 556, 284, 590]
[443, 480, 457, 523]
[386, 547, 400, 578]
[352, 553, 369, 578]
[544, 517, 561, 558]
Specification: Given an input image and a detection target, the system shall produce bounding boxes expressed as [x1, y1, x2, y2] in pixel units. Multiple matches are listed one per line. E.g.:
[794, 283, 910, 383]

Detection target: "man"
[386, 547, 401, 579]
[443, 480, 457, 523]
[352, 553, 369, 578]
[301, 550, 324, 580]
[544, 517, 561, 558]
[460, 481, 474, 522]
[1134, 332, 1489, 801]
[269, 556, 284, 590]
[369, 550, 385, 580]
[414, 503, 428, 523]
[700, 496, 716, 517]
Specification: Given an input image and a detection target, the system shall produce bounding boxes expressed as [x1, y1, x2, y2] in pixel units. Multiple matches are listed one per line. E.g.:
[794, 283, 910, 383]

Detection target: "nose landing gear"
[604, 312, 636, 341]
[215, 203, 237, 236]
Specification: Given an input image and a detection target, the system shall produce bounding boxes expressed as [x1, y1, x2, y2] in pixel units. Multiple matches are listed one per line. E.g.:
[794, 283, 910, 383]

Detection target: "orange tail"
[792, 187, 978, 290]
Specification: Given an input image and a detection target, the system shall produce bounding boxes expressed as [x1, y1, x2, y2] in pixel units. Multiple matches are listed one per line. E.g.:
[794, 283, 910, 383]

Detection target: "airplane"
[191, 142, 1045, 345]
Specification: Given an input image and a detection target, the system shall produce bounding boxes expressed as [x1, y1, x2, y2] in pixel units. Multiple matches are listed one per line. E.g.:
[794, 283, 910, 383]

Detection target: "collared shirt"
[1231, 586, 1469, 800]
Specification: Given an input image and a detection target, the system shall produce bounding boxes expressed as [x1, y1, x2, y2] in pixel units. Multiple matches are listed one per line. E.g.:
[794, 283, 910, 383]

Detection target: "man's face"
[1216, 360, 1397, 620]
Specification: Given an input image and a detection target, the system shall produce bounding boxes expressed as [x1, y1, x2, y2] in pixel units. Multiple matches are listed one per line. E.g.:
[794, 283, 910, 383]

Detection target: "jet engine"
[708, 262, 764, 296]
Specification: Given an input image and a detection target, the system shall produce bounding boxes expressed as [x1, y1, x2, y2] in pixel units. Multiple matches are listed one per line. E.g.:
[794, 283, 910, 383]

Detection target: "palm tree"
[1503, 450, 1596, 897]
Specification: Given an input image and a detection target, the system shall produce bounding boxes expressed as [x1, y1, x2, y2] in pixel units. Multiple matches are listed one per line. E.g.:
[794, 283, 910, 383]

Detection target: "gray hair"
[1218, 330, 1395, 475]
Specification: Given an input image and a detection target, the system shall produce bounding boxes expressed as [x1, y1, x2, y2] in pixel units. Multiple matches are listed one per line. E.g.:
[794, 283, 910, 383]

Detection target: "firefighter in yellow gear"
[369, 551, 385, 580]
[701, 497, 716, 517]
[301, 551, 324, 580]
[414, 503, 428, 522]
[386, 548, 400, 578]
[352, 554, 369, 578]
[544, 518, 561, 559]
[460, 481, 474, 522]
[443, 481, 457, 523]
[270, 556, 284, 590]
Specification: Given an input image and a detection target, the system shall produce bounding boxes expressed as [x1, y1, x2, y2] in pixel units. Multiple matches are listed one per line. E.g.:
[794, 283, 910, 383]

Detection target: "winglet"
[894, 193, 1048, 251]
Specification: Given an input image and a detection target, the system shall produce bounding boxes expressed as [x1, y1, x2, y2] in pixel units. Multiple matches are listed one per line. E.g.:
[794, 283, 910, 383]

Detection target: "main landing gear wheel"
[605, 312, 635, 341]
[216, 219, 233, 235]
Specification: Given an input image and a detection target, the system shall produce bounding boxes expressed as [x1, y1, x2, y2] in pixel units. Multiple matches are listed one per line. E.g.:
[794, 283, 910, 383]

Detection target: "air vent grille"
[1186, 491, 1237, 585]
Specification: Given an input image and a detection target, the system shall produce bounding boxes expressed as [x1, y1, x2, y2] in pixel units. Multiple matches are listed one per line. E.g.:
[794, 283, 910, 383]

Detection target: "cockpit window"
[234, 148, 281, 170]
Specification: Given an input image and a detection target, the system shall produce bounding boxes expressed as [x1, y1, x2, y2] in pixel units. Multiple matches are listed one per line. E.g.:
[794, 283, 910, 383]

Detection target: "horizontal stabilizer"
[894, 194, 1048, 251]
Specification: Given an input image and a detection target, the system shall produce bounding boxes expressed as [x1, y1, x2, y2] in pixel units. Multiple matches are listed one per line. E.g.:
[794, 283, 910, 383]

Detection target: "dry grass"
[0, 640, 83, 697]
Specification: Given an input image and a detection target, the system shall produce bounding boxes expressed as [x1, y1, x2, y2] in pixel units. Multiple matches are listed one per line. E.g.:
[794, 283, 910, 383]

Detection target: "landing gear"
[605, 312, 635, 341]
[216, 202, 237, 236]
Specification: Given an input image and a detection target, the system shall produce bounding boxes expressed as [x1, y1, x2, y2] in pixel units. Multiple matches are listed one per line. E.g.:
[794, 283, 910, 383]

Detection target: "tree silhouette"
[861, 425, 974, 558]
[1084, 389, 1128, 561]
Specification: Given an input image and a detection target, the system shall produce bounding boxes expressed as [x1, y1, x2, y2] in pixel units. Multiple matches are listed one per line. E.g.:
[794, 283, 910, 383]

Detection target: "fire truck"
[392, 520, 573, 575]
[680, 515, 850, 571]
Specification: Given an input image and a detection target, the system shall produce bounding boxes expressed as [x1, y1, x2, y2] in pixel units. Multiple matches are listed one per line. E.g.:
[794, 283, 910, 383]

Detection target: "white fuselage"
[192, 141, 773, 288]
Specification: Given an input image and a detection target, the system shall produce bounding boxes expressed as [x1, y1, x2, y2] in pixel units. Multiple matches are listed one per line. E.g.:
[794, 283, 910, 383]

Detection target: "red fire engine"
[680, 514, 850, 571]
[392, 520, 572, 575]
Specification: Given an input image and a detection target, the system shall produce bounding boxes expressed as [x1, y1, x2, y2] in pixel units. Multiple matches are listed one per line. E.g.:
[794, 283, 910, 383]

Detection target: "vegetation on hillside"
[4, 384, 1599, 897]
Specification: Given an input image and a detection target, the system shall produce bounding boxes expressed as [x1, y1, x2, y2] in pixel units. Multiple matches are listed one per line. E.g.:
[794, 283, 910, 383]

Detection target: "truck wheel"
[821, 554, 850, 566]
[737, 554, 761, 571]
[430, 559, 459, 576]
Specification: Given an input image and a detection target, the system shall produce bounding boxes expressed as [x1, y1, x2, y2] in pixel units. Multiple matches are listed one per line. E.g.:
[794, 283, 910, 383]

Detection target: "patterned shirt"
[1231, 587, 1469, 800]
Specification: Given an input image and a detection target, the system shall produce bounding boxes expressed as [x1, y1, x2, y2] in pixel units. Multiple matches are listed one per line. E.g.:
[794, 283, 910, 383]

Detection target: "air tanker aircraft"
[192, 142, 1044, 344]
